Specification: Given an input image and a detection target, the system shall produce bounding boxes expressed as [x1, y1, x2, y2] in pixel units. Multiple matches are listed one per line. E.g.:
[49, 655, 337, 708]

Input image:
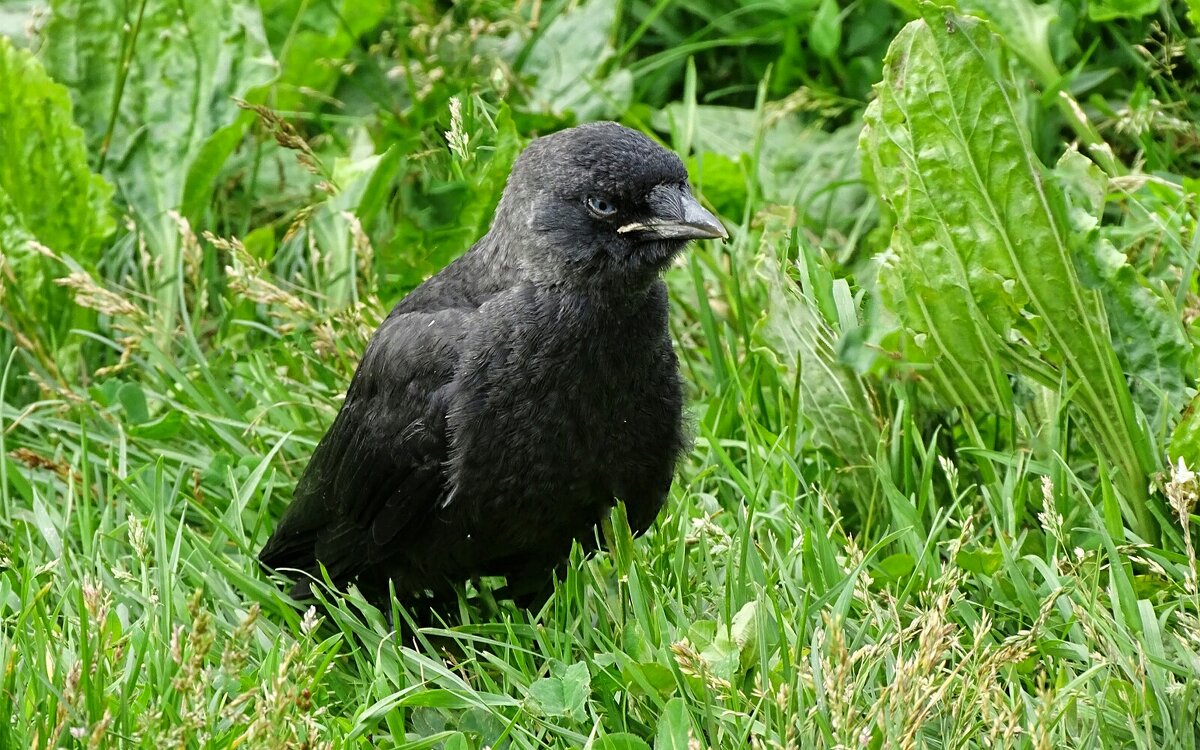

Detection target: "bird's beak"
[618, 185, 728, 241]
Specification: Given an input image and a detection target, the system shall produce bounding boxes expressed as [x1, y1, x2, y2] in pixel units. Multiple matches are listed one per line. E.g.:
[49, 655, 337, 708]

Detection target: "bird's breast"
[445, 289, 680, 521]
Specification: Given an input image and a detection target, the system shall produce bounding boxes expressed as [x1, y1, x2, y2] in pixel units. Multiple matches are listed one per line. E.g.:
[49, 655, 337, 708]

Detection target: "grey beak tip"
[680, 193, 728, 241]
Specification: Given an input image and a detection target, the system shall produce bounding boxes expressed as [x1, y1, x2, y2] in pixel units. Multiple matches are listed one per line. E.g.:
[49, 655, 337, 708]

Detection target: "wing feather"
[259, 309, 467, 586]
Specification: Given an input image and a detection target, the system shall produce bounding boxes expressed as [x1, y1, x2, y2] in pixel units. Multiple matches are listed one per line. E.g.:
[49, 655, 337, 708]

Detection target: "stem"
[98, 0, 149, 172]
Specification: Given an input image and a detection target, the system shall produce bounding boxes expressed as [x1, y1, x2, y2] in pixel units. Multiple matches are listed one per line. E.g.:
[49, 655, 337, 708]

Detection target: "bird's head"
[492, 121, 727, 288]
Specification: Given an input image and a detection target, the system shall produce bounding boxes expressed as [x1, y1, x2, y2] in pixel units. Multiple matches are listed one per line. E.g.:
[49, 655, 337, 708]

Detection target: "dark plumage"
[259, 121, 726, 610]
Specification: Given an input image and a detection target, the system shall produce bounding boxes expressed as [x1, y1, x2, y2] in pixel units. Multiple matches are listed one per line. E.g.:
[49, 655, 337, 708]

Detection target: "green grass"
[3, 0, 1200, 748]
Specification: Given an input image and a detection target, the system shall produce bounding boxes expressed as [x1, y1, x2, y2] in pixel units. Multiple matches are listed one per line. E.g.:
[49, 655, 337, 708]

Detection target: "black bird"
[259, 121, 727, 611]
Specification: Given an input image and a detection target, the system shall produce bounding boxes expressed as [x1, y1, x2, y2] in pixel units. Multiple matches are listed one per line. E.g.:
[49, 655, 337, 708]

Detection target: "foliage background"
[2, 0, 1200, 747]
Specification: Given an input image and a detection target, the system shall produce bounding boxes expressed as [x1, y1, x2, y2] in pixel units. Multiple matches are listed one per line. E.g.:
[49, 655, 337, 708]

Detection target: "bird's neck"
[478, 224, 663, 313]
[552, 278, 669, 332]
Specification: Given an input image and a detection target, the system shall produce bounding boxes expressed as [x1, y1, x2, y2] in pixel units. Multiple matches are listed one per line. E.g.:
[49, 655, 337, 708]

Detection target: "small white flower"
[445, 97, 470, 162]
[301, 605, 320, 637]
[1172, 457, 1195, 486]
[128, 514, 148, 558]
[937, 455, 958, 486]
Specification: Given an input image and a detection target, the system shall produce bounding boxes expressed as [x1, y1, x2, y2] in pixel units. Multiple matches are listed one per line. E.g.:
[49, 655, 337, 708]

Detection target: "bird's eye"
[585, 196, 617, 217]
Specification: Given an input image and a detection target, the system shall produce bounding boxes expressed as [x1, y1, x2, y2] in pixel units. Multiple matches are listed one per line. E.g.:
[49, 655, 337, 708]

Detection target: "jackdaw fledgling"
[259, 121, 726, 610]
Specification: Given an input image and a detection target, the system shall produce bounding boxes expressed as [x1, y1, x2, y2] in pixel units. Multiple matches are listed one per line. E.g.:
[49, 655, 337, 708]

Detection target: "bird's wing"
[259, 307, 468, 583]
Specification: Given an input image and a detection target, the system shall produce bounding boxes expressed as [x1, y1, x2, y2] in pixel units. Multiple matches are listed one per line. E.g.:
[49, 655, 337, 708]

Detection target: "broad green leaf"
[861, 10, 1154, 536]
[1169, 394, 1200, 464]
[810, 0, 842, 59]
[876, 552, 916, 580]
[1078, 236, 1192, 436]
[527, 677, 570, 716]
[635, 661, 675, 695]
[959, 0, 1061, 85]
[686, 620, 717, 650]
[1058, 149, 1193, 437]
[129, 410, 184, 440]
[443, 733, 469, 750]
[654, 698, 690, 750]
[753, 249, 879, 487]
[729, 599, 759, 669]
[560, 661, 592, 717]
[117, 381, 150, 425]
[656, 104, 868, 238]
[594, 734, 652, 750]
[1055, 147, 1107, 227]
[0, 37, 112, 256]
[759, 123, 867, 239]
[180, 111, 256, 220]
[656, 104, 758, 164]
[955, 547, 1003, 576]
[520, 0, 631, 120]
[0, 35, 113, 376]
[1088, 0, 1159, 21]
[0, 190, 35, 260]
[697, 601, 760, 682]
[698, 632, 740, 683]
[40, 0, 276, 337]
[259, 0, 389, 113]
[527, 661, 590, 719]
